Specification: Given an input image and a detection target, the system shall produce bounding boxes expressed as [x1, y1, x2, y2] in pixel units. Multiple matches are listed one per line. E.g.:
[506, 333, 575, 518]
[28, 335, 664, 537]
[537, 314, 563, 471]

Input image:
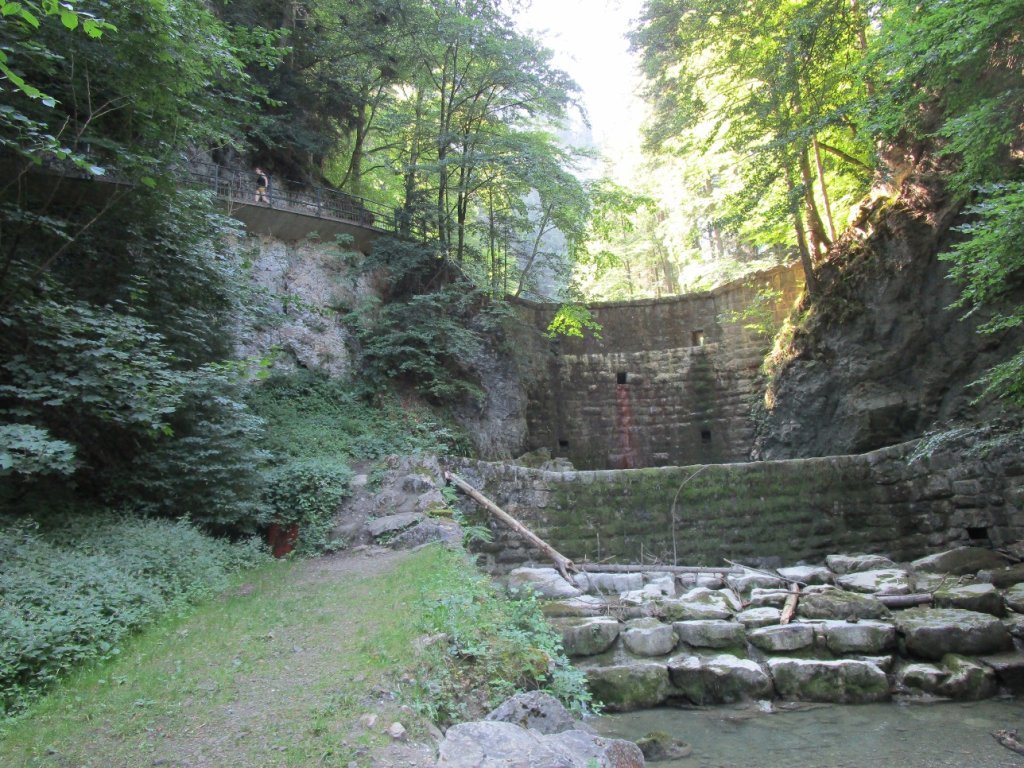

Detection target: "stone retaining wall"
[509, 263, 804, 469]
[456, 439, 1024, 571]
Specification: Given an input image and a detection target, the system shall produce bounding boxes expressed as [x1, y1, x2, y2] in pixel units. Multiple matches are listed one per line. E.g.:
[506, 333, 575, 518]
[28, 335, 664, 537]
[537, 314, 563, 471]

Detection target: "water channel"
[594, 698, 1024, 767]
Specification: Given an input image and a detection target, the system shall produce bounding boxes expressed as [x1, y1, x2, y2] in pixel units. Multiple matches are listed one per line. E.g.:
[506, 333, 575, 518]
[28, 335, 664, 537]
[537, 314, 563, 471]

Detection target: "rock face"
[752, 179, 1024, 459]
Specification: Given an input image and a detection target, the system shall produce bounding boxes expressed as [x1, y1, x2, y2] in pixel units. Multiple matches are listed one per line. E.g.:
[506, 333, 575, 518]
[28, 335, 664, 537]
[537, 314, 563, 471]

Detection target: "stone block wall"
[510, 263, 803, 469]
[455, 439, 1024, 572]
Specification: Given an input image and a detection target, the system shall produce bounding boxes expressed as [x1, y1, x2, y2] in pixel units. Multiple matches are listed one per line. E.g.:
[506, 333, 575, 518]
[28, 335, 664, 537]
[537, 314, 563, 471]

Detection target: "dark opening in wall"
[966, 526, 989, 541]
[692, 329, 705, 346]
[701, 429, 712, 444]
[616, 371, 628, 385]
[558, 439, 570, 449]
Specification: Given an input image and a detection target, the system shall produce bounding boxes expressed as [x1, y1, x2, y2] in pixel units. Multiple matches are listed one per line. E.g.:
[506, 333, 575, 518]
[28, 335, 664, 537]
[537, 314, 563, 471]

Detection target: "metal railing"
[185, 161, 397, 233]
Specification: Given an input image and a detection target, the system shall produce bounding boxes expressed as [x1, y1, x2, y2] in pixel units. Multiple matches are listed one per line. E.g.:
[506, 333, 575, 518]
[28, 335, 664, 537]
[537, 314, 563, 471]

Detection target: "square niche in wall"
[700, 428, 712, 444]
[616, 371, 628, 385]
[692, 329, 705, 346]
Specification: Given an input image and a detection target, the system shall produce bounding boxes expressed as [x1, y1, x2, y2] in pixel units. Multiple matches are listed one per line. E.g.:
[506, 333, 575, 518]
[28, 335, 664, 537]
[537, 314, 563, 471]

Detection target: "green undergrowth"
[0, 515, 268, 719]
[0, 545, 590, 767]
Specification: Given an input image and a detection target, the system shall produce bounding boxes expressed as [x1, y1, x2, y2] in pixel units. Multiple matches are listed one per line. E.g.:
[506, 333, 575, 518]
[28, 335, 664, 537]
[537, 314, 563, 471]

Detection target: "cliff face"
[754, 174, 1023, 460]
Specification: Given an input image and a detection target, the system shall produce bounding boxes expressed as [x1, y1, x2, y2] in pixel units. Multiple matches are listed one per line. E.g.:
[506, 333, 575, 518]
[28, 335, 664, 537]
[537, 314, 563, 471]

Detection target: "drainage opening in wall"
[966, 526, 989, 541]
[616, 371, 628, 385]
[700, 429, 712, 444]
[558, 439, 570, 449]
[692, 329, 705, 346]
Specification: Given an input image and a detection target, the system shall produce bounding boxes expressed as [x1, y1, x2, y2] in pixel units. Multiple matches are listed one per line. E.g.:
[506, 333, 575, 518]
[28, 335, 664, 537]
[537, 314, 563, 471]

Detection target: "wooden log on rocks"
[445, 471, 577, 582]
[877, 593, 933, 608]
[993, 729, 1024, 757]
[780, 583, 801, 625]
[577, 563, 744, 576]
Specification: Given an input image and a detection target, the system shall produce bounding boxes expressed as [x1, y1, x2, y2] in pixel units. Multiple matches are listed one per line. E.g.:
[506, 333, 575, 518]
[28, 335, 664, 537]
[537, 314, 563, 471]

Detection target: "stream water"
[594, 698, 1024, 768]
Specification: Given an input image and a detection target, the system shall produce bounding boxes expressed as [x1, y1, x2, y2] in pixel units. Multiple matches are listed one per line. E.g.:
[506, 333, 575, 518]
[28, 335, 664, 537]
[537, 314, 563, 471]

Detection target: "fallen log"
[445, 471, 576, 582]
[780, 583, 800, 625]
[577, 563, 743, 576]
[877, 593, 933, 609]
[993, 729, 1024, 757]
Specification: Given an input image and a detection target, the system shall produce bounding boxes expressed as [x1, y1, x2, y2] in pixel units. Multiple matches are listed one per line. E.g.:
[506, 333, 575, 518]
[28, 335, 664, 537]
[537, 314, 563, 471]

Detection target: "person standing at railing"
[255, 167, 269, 204]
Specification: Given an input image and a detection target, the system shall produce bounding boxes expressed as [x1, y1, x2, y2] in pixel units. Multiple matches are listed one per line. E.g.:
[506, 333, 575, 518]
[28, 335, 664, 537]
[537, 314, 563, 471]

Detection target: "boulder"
[736, 607, 782, 628]
[1002, 612, 1024, 638]
[542, 596, 609, 618]
[621, 585, 671, 604]
[667, 653, 773, 705]
[911, 547, 1010, 576]
[391, 518, 462, 549]
[767, 658, 890, 703]
[573, 572, 643, 595]
[656, 588, 736, 621]
[365, 512, 423, 539]
[894, 608, 1013, 660]
[436, 721, 644, 768]
[727, 573, 785, 595]
[777, 566, 833, 585]
[484, 691, 579, 735]
[933, 583, 1005, 616]
[635, 731, 692, 761]
[622, 618, 677, 657]
[980, 652, 1024, 693]
[644, 574, 677, 598]
[747, 588, 791, 608]
[895, 656, 997, 700]
[748, 623, 815, 653]
[797, 587, 891, 621]
[678, 574, 725, 590]
[835, 569, 914, 596]
[508, 568, 583, 600]
[673, 620, 746, 649]
[819, 620, 896, 654]
[556, 618, 621, 658]
[825, 554, 898, 575]
[585, 663, 671, 711]
[1004, 583, 1024, 613]
[979, 563, 1024, 588]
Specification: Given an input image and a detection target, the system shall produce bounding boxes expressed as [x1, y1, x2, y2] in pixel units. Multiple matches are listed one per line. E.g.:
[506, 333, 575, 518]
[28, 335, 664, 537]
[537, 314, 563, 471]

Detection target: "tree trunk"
[813, 136, 837, 242]
[785, 165, 819, 295]
[799, 146, 831, 255]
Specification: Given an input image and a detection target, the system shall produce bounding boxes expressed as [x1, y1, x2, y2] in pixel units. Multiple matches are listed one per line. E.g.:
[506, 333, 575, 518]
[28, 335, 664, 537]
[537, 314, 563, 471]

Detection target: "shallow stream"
[594, 699, 1024, 768]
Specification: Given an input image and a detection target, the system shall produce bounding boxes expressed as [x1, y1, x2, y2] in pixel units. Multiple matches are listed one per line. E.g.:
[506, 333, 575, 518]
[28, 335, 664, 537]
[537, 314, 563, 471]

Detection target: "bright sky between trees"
[514, 0, 647, 169]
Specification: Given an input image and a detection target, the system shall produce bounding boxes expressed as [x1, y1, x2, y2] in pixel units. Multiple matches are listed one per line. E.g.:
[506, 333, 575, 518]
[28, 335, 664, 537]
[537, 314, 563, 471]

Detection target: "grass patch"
[0, 545, 590, 767]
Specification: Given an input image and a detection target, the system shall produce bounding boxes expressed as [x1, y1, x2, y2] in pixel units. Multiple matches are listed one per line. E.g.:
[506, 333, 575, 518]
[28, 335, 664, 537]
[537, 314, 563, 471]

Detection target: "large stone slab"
[819, 620, 896, 654]
[622, 618, 677, 657]
[573, 572, 643, 595]
[736, 607, 782, 628]
[895, 656, 997, 701]
[657, 588, 737, 621]
[437, 721, 644, 768]
[585, 663, 671, 712]
[835, 569, 914, 596]
[673, 620, 746, 649]
[894, 608, 1013, 660]
[727, 573, 785, 595]
[797, 587, 891, 621]
[667, 653, 773, 705]
[1004, 583, 1024, 613]
[541, 595, 609, 618]
[556, 617, 621, 658]
[365, 512, 423, 538]
[933, 583, 1005, 616]
[485, 691, 578, 735]
[508, 567, 583, 599]
[748, 623, 815, 652]
[825, 554, 898, 575]
[912, 547, 1010, 576]
[980, 652, 1024, 693]
[767, 658, 890, 703]
[777, 565, 833, 585]
[979, 563, 1024, 588]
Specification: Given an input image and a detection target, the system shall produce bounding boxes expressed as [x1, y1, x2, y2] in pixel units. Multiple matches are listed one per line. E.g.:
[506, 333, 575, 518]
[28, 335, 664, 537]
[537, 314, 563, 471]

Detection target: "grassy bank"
[0, 544, 588, 767]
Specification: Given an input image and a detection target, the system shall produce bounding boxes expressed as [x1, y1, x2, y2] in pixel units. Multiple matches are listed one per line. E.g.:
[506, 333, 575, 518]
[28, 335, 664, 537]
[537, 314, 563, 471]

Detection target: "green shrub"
[402, 547, 592, 726]
[0, 515, 267, 717]
[262, 458, 352, 556]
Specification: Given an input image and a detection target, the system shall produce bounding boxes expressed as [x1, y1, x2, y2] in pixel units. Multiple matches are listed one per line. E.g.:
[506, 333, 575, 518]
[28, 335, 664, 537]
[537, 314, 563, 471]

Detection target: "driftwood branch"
[577, 563, 743, 575]
[993, 729, 1024, 757]
[780, 583, 801, 624]
[445, 471, 576, 582]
